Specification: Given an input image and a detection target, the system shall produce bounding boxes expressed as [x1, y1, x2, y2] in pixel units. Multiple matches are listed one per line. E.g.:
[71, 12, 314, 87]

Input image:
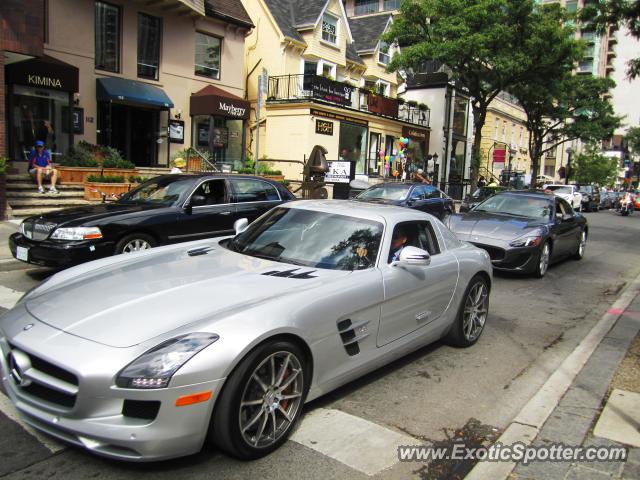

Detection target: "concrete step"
[8, 198, 93, 207]
[7, 190, 85, 199]
[6, 174, 34, 181]
[6, 182, 83, 191]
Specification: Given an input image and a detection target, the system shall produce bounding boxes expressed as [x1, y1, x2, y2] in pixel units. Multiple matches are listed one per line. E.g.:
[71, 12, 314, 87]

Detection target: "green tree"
[580, 0, 640, 78]
[383, 0, 545, 187]
[625, 125, 640, 157]
[514, 73, 620, 182]
[572, 143, 619, 185]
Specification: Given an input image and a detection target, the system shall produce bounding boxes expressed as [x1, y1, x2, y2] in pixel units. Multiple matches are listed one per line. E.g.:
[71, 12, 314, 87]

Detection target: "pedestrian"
[28, 140, 59, 193]
[170, 157, 186, 174]
[478, 175, 487, 187]
[415, 168, 431, 184]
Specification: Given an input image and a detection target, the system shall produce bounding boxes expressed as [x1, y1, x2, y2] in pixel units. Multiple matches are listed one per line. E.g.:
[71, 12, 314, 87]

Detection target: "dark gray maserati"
[447, 191, 588, 277]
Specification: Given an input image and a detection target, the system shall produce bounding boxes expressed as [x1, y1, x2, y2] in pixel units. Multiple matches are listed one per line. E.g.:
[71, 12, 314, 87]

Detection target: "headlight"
[19, 221, 27, 236]
[510, 230, 543, 247]
[116, 333, 219, 389]
[50, 227, 103, 241]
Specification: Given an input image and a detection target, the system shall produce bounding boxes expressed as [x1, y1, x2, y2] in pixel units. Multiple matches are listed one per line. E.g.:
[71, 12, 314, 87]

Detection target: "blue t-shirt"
[29, 149, 51, 168]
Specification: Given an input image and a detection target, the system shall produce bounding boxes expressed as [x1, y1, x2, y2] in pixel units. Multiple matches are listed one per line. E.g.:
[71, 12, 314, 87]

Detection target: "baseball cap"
[35, 140, 45, 147]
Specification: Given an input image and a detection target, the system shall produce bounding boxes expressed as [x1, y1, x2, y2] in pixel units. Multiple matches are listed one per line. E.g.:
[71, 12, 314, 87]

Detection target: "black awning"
[96, 77, 174, 108]
[5, 55, 79, 92]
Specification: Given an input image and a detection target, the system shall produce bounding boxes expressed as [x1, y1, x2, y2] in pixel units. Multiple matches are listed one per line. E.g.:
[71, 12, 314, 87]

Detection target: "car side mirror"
[394, 246, 431, 267]
[561, 213, 574, 222]
[234, 218, 249, 235]
[189, 194, 207, 207]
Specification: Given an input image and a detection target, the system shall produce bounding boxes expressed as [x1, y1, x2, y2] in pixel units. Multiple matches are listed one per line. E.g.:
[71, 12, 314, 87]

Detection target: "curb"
[465, 272, 640, 480]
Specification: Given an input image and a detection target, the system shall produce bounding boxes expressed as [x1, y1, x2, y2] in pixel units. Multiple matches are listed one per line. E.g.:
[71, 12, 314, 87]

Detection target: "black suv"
[576, 184, 601, 212]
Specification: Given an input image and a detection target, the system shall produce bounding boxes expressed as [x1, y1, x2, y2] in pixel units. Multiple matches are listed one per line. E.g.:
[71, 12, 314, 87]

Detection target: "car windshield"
[119, 177, 194, 206]
[226, 207, 384, 271]
[474, 194, 551, 219]
[578, 185, 593, 194]
[471, 187, 495, 199]
[357, 185, 410, 201]
[546, 186, 572, 194]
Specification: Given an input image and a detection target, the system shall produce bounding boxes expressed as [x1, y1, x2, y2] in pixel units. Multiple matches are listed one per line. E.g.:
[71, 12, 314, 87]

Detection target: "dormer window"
[378, 41, 390, 65]
[322, 14, 338, 45]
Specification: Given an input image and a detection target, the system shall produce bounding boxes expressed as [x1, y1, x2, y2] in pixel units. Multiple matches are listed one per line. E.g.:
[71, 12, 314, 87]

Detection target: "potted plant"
[0, 157, 7, 221]
[397, 97, 406, 106]
[418, 102, 429, 111]
[57, 141, 101, 184]
[84, 174, 132, 201]
[407, 100, 418, 108]
[100, 147, 137, 178]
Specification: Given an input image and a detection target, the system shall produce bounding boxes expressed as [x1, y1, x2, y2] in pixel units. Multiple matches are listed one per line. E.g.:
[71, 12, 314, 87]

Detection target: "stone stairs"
[5, 174, 93, 219]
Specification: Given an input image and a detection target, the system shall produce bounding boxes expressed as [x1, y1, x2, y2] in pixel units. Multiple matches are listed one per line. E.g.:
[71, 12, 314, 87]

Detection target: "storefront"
[402, 126, 430, 171]
[190, 85, 249, 170]
[96, 77, 174, 167]
[5, 55, 79, 162]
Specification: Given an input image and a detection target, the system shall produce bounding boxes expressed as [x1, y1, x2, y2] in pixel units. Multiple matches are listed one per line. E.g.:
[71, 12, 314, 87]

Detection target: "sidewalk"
[508, 289, 640, 479]
[0, 222, 18, 262]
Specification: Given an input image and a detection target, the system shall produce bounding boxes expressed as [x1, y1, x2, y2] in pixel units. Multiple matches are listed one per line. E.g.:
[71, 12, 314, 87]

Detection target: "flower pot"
[84, 182, 133, 201]
[187, 156, 202, 172]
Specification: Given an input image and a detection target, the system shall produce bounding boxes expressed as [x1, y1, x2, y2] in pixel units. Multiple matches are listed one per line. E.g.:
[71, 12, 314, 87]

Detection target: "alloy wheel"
[462, 282, 488, 342]
[239, 351, 304, 449]
[578, 231, 586, 257]
[539, 243, 550, 276]
[122, 239, 152, 253]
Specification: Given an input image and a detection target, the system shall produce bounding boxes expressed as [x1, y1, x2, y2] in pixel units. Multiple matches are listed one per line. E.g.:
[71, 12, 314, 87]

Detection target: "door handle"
[220, 211, 232, 215]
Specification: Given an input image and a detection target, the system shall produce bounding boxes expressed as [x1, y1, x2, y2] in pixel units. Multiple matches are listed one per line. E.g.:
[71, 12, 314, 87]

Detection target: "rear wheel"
[573, 230, 587, 260]
[211, 340, 308, 459]
[445, 275, 490, 348]
[115, 233, 156, 254]
[533, 241, 551, 278]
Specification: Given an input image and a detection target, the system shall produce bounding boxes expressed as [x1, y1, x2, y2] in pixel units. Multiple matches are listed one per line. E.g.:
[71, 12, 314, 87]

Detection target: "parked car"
[599, 191, 616, 210]
[543, 184, 583, 211]
[447, 191, 588, 277]
[0, 200, 492, 461]
[575, 184, 601, 212]
[9, 174, 295, 268]
[460, 186, 507, 213]
[355, 182, 454, 221]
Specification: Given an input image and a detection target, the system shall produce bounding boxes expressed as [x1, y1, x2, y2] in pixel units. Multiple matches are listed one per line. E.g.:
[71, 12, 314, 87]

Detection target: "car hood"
[30, 202, 165, 226]
[448, 212, 545, 242]
[355, 198, 404, 206]
[25, 244, 350, 348]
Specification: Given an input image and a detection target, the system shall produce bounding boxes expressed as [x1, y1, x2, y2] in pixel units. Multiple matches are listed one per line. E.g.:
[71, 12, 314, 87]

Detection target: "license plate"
[16, 246, 29, 262]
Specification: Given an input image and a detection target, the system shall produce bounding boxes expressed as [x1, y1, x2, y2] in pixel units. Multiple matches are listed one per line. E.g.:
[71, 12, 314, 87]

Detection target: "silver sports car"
[0, 200, 492, 462]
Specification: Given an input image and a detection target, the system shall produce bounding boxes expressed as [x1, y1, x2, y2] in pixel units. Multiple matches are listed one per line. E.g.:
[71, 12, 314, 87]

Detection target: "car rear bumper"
[9, 233, 115, 268]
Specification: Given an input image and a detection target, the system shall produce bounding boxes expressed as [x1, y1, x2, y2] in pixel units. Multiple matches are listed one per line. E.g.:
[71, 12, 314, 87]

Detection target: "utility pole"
[255, 68, 268, 175]
[565, 147, 574, 185]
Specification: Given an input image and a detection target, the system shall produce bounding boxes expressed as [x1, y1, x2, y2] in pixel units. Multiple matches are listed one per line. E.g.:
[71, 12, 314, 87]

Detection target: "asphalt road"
[0, 209, 639, 480]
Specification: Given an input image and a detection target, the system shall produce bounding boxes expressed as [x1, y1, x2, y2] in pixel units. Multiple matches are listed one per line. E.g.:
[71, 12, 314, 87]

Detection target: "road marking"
[291, 408, 418, 476]
[0, 285, 23, 310]
[0, 392, 65, 453]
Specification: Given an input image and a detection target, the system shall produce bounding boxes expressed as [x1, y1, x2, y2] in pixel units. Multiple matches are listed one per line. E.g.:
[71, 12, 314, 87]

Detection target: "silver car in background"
[0, 200, 492, 462]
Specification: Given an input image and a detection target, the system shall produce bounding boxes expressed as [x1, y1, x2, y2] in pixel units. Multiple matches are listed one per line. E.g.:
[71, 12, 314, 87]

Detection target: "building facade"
[3, 0, 253, 169]
[241, 0, 430, 182]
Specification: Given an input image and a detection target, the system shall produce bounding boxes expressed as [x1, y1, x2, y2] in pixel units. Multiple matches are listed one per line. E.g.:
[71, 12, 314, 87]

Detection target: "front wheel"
[533, 241, 551, 278]
[115, 233, 156, 254]
[445, 275, 490, 348]
[211, 341, 308, 459]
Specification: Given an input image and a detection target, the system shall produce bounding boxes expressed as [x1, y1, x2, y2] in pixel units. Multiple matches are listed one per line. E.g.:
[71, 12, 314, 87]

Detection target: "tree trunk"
[470, 106, 487, 192]
[529, 131, 544, 187]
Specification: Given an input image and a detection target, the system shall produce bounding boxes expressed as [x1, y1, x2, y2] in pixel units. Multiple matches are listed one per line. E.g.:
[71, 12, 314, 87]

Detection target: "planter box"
[84, 182, 133, 201]
[260, 174, 285, 182]
[58, 167, 139, 184]
[187, 157, 202, 172]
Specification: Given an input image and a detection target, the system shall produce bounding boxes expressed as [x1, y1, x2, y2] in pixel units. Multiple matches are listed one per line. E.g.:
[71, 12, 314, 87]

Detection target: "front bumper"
[0, 321, 225, 461]
[464, 240, 539, 274]
[9, 233, 116, 268]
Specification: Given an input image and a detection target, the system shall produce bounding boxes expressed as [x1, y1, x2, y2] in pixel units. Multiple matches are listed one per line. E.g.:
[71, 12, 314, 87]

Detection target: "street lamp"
[565, 147, 574, 185]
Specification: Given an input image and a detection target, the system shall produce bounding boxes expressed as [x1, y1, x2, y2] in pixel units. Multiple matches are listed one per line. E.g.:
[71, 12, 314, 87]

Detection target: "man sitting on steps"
[28, 140, 59, 194]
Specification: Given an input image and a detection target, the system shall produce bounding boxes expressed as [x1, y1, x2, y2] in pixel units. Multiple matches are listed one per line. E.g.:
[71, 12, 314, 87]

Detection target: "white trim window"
[376, 80, 390, 96]
[378, 41, 390, 65]
[322, 14, 338, 45]
[320, 60, 337, 79]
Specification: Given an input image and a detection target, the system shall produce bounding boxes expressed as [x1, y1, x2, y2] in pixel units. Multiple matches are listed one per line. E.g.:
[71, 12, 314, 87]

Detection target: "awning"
[96, 77, 174, 108]
[190, 85, 249, 119]
[5, 55, 79, 92]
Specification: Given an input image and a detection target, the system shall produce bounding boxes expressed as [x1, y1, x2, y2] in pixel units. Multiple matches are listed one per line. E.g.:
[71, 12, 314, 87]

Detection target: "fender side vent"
[262, 268, 318, 279]
[337, 319, 370, 356]
[188, 247, 215, 257]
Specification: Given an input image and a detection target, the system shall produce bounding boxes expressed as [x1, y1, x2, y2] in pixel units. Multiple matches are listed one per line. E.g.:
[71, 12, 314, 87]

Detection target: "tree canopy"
[572, 143, 619, 185]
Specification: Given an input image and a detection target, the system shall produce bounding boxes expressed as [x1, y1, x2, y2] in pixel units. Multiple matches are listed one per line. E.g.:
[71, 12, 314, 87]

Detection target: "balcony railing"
[267, 74, 429, 127]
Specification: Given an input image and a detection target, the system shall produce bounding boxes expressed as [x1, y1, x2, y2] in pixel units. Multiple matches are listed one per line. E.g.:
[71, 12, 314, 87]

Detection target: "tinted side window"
[410, 186, 426, 200]
[388, 221, 441, 263]
[423, 186, 441, 199]
[231, 179, 280, 203]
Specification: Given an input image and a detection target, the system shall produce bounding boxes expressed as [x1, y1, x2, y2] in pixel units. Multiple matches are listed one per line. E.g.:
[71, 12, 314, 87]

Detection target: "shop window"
[322, 14, 338, 45]
[378, 41, 390, 65]
[383, 0, 400, 11]
[452, 96, 468, 136]
[138, 13, 162, 80]
[368, 132, 381, 175]
[339, 122, 368, 175]
[354, 0, 378, 16]
[195, 32, 221, 79]
[95, 1, 121, 72]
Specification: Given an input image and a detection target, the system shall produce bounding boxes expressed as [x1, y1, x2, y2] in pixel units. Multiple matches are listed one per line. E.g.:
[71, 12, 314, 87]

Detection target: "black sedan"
[447, 191, 588, 277]
[355, 182, 454, 221]
[9, 174, 294, 268]
[459, 186, 506, 213]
